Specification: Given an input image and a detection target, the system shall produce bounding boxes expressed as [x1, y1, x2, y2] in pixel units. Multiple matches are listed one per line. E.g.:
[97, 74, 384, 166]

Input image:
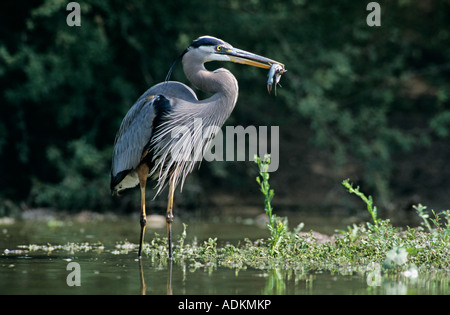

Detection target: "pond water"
[0, 211, 447, 295]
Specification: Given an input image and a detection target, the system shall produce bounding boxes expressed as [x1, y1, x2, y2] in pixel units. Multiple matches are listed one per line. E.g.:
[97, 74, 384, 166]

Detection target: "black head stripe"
[190, 36, 226, 49]
[166, 36, 227, 82]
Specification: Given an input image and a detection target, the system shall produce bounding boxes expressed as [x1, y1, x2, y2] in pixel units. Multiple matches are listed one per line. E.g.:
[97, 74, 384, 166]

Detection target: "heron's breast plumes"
[148, 102, 228, 196]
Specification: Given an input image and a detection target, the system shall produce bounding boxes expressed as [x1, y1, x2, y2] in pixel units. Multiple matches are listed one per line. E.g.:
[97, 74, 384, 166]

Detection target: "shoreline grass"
[142, 160, 449, 276]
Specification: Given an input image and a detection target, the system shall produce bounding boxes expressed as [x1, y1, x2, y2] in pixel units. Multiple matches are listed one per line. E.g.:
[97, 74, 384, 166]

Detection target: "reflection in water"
[139, 259, 146, 295]
[0, 248, 447, 294]
[139, 258, 173, 295]
[263, 269, 286, 295]
[136, 258, 449, 295]
[167, 260, 173, 295]
[1, 215, 446, 295]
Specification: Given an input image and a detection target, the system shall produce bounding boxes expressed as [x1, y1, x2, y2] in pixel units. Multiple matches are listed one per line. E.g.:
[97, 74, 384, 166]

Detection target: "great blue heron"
[111, 36, 285, 259]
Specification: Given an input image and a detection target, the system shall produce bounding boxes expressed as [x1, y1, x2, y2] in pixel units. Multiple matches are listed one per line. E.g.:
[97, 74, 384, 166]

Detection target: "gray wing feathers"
[110, 82, 198, 193]
[111, 94, 157, 177]
[111, 81, 197, 177]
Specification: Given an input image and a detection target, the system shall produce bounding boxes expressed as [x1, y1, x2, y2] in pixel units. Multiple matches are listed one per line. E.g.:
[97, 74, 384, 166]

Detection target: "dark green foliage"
[0, 1, 449, 211]
[30, 138, 111, 210]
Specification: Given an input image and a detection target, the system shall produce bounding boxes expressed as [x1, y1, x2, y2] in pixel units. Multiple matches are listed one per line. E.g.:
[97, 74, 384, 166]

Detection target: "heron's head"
[182, 35, 283, 69]
[165, 36, 285, 83]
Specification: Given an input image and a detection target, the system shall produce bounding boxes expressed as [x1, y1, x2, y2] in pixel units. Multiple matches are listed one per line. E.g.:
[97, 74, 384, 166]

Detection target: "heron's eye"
[216, 45, 223, 51]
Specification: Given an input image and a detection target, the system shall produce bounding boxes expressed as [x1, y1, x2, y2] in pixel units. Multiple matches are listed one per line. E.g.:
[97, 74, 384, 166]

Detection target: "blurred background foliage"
[0, 0, 449, 216]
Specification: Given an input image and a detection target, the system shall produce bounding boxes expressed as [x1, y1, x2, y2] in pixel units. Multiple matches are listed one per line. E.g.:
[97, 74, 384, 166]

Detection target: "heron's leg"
[137, 164, 149, 258]
[166, 174, 176, 260]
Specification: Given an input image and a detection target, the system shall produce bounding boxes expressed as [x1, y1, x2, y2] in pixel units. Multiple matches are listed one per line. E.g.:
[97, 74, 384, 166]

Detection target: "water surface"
[0, 212, 447, 295]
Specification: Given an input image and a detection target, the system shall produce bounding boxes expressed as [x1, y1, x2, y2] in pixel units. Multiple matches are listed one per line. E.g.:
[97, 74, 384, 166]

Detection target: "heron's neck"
[183, 62, 238, 110]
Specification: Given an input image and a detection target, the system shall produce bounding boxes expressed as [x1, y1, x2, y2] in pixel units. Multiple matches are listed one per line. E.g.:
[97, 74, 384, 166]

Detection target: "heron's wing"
[110, 94, 171, 192]
[110, 82, 197, 194]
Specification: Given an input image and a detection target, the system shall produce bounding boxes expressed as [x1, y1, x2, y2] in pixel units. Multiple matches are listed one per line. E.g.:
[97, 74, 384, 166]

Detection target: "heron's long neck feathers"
[185, 60, 237, 99]
[149, 59, 239, 196]
[183, 60, 238, 130]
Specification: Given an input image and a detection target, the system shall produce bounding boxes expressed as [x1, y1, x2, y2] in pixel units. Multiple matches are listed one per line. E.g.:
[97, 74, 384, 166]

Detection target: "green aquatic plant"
[413, 204, 450, 240]
[342, 179, 383, 230]
[414, 203, 433, 232]
[254, 154, 288, 255]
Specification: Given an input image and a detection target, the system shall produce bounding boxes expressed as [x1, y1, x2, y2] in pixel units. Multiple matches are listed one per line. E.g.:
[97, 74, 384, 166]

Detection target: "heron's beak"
[225, 48, 284, 70]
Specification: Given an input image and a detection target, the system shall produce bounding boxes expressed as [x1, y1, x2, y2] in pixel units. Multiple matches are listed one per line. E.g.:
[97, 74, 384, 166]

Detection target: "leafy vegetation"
[254, 154, 289, 255]
[144, 168, 450, 277]
[342, 179, 382, 228]
[6, 158, 447, 274]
